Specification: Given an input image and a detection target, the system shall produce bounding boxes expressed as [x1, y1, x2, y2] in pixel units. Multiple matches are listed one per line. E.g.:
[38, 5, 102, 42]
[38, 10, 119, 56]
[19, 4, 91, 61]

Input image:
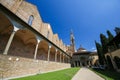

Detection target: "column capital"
[55, 49, 58, 52]
[49, 45, 51, 49]
[64, 49, 66, 52]
[60, 52, 62, 54]
[13, 26, 19, 32]
[36, 35, 42, 41]
[37, 39, 41, 43]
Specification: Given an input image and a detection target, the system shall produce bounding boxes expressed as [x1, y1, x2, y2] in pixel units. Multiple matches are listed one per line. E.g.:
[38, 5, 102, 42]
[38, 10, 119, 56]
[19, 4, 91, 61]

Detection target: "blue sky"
[27, 0, 120, 51]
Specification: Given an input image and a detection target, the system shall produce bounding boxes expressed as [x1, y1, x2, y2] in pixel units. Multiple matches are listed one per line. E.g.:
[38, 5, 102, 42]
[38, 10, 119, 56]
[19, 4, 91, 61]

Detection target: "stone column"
[55, 49, 58, 62]
[3, 26, 19, 55]
[60, 52, 62, 63]
[61, 53, 63, 63]
[68, 57, 70, 63]
[80, 62, 82, 66]
[74, 62, 76, 67]
[65, 56, 67, 63]
[47, 45, 51, 61]
[89, 61, 92, 67]
[34, 39, 41, 60]
[63, 54, 65, 63]
[77, 62, 79, 67]
[66, 56, 68, 63]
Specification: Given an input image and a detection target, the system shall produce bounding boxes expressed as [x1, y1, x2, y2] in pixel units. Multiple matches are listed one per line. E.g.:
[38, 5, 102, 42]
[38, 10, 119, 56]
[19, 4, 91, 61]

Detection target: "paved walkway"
[72, 67, 105, 80]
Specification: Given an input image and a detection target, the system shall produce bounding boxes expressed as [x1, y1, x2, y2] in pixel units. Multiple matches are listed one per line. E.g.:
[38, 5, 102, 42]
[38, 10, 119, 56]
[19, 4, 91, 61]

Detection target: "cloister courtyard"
[0, 0, 120, 80]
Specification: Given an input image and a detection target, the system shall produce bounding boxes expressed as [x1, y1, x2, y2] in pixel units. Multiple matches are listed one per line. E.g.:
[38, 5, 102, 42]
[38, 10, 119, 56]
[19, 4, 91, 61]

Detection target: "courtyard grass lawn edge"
[11, 67, 80, 80]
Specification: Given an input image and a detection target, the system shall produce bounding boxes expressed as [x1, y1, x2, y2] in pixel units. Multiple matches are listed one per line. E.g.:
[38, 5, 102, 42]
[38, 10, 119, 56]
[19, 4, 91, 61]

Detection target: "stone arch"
[8, 29, 37, 58]
[37, 40, 49, 60]
[106, 55, 114, 70]
[64, 56, 68, 63]
[0, 12, 14, 54]
[94, 59, 99, 67]
[114, 56, 120, 69]
[80, 56, 86, 61]
[75, 61, 77, 67]
[80, 56, 86, 66]
[61, 53, 64, 63]
[57, 51, 60, 62]
[49, 46, 56, 61]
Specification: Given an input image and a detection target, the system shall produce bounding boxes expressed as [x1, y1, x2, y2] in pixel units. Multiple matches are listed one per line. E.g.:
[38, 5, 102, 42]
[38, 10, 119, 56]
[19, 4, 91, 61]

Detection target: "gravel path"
[72, 67, 105, 80]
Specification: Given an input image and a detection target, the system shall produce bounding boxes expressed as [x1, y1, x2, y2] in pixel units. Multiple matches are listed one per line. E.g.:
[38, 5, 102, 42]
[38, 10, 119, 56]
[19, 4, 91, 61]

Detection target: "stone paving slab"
[72, 67, 105, 80]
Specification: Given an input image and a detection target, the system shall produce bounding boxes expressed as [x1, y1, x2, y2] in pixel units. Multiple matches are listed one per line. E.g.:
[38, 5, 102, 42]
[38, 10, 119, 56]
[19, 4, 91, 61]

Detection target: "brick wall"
[0, 54, 70, 79]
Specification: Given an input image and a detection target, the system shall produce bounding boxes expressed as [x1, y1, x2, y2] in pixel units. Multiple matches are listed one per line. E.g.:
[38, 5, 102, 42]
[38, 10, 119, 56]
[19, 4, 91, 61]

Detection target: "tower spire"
[70, 29, 74, 44]
[70, 29, 75, 52]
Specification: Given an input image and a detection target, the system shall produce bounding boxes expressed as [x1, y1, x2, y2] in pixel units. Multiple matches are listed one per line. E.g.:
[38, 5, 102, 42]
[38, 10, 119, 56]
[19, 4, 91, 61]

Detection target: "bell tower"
[70, 30, 75, 52]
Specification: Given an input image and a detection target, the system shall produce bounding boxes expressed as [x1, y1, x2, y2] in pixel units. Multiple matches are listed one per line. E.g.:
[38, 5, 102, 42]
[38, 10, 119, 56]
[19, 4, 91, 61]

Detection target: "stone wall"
[105, 49, 120, 58]
[91, 55, 98, 65]
[0, 54, 70, 79]
[0, 34, 10, 54]
[111, 49, 120, 57]
[105, 49, 120, 71]
[15, 1, 42, 32]
[0, 0, 22, 13]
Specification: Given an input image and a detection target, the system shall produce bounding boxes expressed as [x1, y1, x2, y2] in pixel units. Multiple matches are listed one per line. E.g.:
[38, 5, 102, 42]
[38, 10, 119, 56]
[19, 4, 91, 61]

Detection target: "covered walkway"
[72, 67, 104, 80]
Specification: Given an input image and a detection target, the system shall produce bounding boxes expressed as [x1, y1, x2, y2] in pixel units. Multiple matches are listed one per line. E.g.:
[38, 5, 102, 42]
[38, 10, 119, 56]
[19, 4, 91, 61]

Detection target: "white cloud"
[94, 49, 97, 52]
[92, 47, 95, 50]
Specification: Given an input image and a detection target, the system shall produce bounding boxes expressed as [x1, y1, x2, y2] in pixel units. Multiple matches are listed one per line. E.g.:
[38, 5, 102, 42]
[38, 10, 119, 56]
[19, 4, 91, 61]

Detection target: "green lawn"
[91, 69, 120, 80]
[12, 68, 80, 80]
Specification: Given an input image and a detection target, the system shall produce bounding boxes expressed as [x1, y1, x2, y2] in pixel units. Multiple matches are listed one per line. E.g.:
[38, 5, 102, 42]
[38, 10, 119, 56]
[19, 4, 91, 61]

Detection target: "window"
[28, 15, 34, 26]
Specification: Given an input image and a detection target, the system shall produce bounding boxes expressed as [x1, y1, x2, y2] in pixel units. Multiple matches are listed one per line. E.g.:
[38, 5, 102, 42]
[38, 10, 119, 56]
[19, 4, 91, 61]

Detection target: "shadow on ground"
[93, 69, 120, 80]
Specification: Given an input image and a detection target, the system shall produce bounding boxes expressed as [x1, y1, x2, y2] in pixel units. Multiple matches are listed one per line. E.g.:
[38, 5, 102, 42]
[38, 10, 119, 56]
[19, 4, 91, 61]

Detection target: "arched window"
[28, 15, 34, 26]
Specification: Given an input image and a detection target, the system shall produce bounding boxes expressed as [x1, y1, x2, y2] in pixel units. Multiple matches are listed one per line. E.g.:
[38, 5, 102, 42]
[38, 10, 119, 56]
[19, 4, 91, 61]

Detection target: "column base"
[3, 52, 8, 55]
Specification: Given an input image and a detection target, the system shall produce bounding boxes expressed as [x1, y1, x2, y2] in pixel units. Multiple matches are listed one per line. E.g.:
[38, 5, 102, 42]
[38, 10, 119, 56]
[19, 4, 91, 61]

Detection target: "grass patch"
[91, 68, 120, 80]
[11, 68, 80, 80]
